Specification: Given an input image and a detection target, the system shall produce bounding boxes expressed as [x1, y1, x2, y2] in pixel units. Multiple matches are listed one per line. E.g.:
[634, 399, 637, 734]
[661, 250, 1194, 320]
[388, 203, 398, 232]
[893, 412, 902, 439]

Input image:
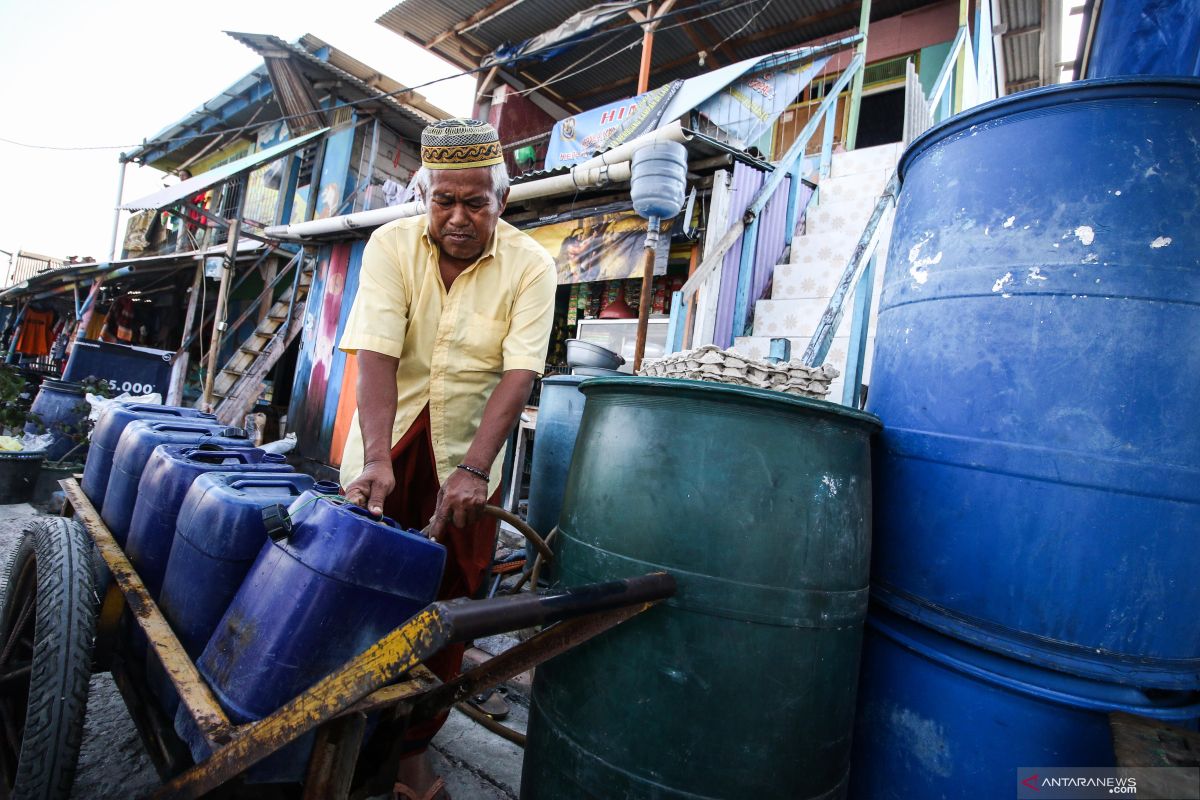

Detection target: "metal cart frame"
[41, 478, 673, 799]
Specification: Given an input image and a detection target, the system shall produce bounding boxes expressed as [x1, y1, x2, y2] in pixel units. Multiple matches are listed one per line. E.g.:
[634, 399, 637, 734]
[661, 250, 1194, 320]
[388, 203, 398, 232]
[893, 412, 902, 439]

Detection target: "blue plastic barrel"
[101, 421, 248, 544]
[25, 380, 87, 462]
[181, 497, 445, 780]
[159, 475, 333, 658]
[525, 375, 586, 565]
[125, 445, 293, 600]
[849, 607, 1200, 800]
[867, 78, 1200, 688]
[81, 402, 215, 504]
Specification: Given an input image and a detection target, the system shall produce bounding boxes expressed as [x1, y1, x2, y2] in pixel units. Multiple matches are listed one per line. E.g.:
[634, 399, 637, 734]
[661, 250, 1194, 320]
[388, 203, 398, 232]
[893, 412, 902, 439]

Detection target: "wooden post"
[631, 0, 675, 94]
[682, 242, 699, 349]
[202, 178, 247, 411]
[257, 259, 277, 324]
[845, 0, 872, 150]
[167, 262, 205, 405]
[637, 3, 657, 94]
[632, 218, 661, 372]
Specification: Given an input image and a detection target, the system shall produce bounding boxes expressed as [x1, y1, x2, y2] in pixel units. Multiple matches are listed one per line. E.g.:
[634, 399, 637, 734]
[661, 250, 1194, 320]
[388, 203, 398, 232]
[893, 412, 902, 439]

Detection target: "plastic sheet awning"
[121, 128, 328, 211]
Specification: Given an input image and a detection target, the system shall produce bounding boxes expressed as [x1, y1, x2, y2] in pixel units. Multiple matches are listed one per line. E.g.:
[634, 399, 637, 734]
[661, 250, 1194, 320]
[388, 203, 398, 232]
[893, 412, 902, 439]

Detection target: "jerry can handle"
[228, 477, 306, 494]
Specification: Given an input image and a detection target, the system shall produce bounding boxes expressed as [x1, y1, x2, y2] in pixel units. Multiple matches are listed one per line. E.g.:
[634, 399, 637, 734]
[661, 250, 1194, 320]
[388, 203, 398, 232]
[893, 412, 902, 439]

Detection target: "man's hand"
[427, 468, 488, 542]
[344, 459, 396, 517]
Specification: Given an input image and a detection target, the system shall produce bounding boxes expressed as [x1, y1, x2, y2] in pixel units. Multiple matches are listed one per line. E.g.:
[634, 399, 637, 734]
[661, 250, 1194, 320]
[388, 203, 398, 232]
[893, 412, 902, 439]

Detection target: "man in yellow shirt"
[338, 119, 556, 799]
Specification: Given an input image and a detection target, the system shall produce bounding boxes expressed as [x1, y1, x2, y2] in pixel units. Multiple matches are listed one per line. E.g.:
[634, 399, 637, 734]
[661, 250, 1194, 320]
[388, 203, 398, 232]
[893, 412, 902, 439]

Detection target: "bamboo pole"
[632, 217, 661, 372]
[201, 178, 247, 411]
[167, 262, 205, 405]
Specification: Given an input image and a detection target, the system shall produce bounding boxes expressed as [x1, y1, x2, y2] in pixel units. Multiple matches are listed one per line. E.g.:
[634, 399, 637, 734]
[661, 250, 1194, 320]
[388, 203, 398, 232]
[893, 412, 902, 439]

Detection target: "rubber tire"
[0, 518, 96, 800]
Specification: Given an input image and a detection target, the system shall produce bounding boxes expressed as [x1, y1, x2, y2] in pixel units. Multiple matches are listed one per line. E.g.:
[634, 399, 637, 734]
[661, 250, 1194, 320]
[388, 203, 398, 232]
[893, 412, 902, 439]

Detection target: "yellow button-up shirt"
[338, 215, 556, 495]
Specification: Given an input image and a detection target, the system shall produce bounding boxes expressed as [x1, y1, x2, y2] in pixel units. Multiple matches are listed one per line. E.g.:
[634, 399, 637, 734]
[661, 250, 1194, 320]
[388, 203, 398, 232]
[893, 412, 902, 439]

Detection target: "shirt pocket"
[454, 312, 509, 373]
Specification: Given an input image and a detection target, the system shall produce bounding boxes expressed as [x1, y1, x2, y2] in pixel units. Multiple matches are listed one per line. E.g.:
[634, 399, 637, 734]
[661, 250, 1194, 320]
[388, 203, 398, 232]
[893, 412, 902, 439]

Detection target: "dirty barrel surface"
[521, 377, 880, 800]
[867, 77, 1200, 688]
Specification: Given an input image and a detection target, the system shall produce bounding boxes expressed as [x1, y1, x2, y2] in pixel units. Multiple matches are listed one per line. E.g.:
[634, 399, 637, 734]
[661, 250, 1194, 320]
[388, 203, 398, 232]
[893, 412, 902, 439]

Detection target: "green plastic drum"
[521, 377, 881, 800]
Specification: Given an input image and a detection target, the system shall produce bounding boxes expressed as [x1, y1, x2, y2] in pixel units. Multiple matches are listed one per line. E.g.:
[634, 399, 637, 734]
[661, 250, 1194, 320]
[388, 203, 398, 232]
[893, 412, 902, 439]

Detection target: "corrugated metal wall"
[712, 162, 794, 347]
[288, 240, 366, 475]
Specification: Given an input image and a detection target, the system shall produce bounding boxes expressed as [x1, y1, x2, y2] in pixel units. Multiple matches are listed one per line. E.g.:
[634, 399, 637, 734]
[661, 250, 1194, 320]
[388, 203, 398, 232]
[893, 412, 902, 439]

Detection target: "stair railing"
[209, 249, 304, 354]
[666, 52, 866, 354]
[807, 21, 993, 408]
[800, 171, 897, 408]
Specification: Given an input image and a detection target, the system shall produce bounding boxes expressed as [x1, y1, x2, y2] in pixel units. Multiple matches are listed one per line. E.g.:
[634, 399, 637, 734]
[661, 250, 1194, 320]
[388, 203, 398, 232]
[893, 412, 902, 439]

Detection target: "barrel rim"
[540, 374, 588, 386]
[38, 379, 87, 394]
[0, 450, 47, 462]
[578, 376, 882, 431]
[869, 605, 1200, 718]
[900, 75, 1200, 182]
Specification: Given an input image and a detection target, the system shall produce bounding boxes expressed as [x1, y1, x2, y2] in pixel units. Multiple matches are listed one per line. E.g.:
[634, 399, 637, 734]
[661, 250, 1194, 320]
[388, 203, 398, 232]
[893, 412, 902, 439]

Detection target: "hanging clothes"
[124, 210, 158, 252]
[101, 296, 136, 343]
[15, 308, 57, 356]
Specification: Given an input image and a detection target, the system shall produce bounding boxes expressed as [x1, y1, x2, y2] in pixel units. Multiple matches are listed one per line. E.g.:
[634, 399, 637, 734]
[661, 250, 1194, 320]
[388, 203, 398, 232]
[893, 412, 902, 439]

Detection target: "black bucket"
[0, 451, 46, 504]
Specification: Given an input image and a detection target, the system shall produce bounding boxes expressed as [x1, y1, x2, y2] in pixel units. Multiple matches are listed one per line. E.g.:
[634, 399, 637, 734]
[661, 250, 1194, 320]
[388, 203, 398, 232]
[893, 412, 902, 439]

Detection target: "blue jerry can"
[81, 402, 215, 504]
[159, 475, 337, 657]
[181, 496, 446, 781]
[101, 420, 248, 544]
[125, 445, 294, 600]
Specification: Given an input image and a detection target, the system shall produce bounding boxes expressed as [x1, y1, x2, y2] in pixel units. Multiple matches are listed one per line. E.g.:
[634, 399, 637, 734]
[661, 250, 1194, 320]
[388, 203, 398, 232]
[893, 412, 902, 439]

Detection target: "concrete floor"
[0, 502, 527, 799]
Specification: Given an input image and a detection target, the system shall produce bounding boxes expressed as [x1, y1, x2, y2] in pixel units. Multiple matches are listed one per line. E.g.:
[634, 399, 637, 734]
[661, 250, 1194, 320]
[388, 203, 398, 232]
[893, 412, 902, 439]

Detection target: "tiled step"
[829, 142, 904, 179]
[753, 298, 857, 339]
[812, 168, 893, 213]
[790, 228, 865, 267]
[806, 193, 885, 237]
[773, 260, 847, 300]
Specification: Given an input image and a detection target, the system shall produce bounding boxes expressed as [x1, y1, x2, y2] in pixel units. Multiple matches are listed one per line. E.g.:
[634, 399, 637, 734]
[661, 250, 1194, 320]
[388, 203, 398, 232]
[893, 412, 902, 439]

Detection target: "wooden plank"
[841, 252, 877, 408]
[59, 480, 233, 747]
[1112, 712, 1200, 767]
[301, 712, 367, 800]
[150, 607, 454, 800]
[1110, 712, 1200, 799]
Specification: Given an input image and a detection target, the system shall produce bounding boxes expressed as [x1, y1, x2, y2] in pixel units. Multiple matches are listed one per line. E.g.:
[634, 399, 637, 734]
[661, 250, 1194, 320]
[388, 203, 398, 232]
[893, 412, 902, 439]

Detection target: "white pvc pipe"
[264, 122, 690, 240]
[108, 158, 128, 261]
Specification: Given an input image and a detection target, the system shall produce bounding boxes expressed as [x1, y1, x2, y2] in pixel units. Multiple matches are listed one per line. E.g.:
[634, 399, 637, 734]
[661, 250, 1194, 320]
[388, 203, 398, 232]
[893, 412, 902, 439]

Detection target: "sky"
[0, 0, 1085, 264]
[0, 0, 475, 262]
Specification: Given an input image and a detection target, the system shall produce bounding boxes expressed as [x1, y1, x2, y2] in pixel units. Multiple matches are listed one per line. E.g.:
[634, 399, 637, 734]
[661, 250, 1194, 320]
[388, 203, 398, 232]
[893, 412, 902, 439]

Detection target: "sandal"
[394, 777, 449, 800]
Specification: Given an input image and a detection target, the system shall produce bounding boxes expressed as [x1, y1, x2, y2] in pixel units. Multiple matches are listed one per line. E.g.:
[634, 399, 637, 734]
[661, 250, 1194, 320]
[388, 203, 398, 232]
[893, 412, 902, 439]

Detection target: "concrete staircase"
[733, 142, 903, 402]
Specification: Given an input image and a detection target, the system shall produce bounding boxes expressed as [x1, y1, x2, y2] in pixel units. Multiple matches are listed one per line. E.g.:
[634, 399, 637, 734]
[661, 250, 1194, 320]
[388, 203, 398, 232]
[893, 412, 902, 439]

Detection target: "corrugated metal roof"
[997, 0, 1045, 88]
[228, 32, 441, 136]
[0, 241, 267, 302]
[380, 0, 934, 109]
[125, 33, 448, 169]
[121, 128, 328, 211]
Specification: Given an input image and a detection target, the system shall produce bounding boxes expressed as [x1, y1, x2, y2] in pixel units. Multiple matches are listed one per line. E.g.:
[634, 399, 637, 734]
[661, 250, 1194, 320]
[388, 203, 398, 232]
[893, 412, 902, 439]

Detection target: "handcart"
[0, 479, 675, 799]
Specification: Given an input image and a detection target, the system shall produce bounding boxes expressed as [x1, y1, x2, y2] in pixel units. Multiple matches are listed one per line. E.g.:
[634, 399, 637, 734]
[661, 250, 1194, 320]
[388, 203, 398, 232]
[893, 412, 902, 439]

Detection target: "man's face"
[427, 168, 508, 263]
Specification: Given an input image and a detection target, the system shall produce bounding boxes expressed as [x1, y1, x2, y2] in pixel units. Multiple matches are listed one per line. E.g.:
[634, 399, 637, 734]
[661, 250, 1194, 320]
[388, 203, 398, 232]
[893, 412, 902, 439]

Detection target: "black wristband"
[456, 463, 490, 482]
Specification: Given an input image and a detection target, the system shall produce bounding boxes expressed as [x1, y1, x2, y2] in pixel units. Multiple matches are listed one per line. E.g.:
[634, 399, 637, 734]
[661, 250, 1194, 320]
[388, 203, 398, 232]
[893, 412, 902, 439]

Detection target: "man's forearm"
[356, 350, 400, 463]
[462, 370, 536, 474]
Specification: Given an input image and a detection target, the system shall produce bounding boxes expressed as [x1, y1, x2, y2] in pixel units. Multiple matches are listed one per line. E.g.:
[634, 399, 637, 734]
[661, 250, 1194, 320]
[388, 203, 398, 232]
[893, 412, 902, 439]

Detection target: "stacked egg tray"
[638, 345, 839, 399]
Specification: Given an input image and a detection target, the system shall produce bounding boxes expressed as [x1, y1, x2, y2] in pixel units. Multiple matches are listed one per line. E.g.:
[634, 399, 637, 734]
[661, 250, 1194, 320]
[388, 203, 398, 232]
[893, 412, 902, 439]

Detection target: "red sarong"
[383, 404, 500, 750]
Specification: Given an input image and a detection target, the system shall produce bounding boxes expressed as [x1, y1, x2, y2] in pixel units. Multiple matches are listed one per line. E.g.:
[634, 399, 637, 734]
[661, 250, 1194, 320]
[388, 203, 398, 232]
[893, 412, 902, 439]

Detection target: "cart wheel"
[0, 518, 96, 800]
